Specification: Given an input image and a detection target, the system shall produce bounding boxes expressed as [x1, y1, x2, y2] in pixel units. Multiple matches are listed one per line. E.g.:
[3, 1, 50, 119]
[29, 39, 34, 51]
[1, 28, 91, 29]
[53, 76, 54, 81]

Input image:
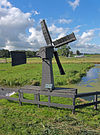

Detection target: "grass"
[0, 55, 100, 135]
[0, 94, 100, 135]
[0, 62, 94, 87]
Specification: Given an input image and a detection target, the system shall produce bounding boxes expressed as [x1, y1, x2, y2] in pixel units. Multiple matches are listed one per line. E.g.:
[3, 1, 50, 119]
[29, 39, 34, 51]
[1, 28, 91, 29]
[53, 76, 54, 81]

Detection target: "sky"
[0, 0, 100, 53]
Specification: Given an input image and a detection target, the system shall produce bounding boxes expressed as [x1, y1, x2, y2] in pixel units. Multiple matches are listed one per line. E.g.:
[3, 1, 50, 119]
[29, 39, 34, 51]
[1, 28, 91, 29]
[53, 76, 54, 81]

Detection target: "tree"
[0, 49, 10, 63]
[0, 49, 10, 58]
[69, 51, 73, 57]
[76, 50, 80, 55]
[57, 45, 71, 57]
[26, 50, 36, 58]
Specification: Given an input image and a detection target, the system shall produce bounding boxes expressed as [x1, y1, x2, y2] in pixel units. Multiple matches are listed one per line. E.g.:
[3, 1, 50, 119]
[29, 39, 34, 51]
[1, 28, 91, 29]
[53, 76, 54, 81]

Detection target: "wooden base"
[20, 85, 77, 95]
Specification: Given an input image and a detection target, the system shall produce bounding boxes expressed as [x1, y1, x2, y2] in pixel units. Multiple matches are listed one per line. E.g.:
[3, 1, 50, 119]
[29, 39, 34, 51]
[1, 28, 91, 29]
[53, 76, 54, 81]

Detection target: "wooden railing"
[0, 87, 100, 114]
[74, 91, 100, 113]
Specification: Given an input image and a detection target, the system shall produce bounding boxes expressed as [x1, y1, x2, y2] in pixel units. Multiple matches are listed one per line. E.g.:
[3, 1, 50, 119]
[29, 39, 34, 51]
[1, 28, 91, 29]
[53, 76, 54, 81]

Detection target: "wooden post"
[94, 92, 98, 110]
[48, 95, 51, 107]
[18, 89, 22, 106]
[72, 95, 76, 114]
[34, 94, 37, 101]
[37, 93, 40, 108]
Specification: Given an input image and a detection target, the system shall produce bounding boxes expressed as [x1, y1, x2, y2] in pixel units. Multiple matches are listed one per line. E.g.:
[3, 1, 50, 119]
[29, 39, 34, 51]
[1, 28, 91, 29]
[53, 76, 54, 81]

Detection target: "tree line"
[57, 45, 81, 57]
[0, 47, 81, 58]
[0, 49, 37, 58]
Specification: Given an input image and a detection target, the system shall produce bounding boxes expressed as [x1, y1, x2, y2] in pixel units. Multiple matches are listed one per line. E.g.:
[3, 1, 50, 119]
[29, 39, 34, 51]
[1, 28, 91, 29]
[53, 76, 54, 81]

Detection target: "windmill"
[37, 20, 76, 91]
[11, 20, 76, 91]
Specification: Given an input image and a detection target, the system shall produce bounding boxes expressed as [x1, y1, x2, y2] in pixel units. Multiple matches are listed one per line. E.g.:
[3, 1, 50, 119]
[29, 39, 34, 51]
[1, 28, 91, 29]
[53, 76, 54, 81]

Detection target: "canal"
[67, 64, 100, 94]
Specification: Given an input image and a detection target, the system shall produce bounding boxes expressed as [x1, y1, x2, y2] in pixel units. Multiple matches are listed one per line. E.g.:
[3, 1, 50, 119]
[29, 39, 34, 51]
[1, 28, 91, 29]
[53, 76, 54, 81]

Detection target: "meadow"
[0, 55, 100, 135]
[0, 59, 94, 87]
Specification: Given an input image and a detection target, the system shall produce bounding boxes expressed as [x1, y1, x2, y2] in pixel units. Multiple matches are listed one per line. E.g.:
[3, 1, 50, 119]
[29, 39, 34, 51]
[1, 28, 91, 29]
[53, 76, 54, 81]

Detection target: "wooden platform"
[20, 85, 77, 94]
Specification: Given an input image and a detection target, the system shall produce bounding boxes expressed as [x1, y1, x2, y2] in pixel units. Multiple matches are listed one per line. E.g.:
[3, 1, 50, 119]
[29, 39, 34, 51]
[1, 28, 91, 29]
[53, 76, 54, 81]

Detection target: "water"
[76, 64, 100, 101]
[78, 64, 100, 88]
[66, 64, 100, 100]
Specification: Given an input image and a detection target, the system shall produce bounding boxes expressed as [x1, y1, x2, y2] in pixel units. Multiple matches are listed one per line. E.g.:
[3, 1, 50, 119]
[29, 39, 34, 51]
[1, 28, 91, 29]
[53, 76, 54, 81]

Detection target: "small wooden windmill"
[11, 20, 76, 91]
[37, 20, 76, 90]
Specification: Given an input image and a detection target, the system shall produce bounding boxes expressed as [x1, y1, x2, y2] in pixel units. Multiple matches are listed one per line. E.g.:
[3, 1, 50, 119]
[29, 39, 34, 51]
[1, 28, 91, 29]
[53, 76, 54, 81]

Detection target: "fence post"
[94, 91, 98, 110]
[18, 89, 22, 106]
[37, 93, 40, 108]
[48, 95, 51, 107]
[34, 94, 37, 101]
[72, 94, 76, 114]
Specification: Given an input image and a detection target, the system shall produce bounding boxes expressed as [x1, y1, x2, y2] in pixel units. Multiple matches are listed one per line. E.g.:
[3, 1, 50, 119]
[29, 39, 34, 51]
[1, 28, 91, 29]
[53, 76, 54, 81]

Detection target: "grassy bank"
[0, 62, 94, 87]
[0, 93, 100, 135]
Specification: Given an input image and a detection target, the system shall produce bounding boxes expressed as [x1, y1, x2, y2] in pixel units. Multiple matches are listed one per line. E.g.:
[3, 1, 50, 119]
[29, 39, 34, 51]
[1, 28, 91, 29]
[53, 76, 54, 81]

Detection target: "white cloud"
[73, 25, 81, 34]
[27, 27, 45, 49]
[0, 0, 71, 51]
[0, 0, 41, 50]
[78, 30, 94, 45]
[32, 10, 40, 16]
[0, 0, 12, 8]
[71, 29, 100, 53]
[49, 24, 69, 40]
[68, 0, 80, 10]
[58, 18, 72, 24]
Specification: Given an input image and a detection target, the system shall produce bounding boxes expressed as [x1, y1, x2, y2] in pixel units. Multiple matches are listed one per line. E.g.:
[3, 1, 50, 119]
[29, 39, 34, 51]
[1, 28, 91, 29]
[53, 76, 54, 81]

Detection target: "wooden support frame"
[0, 86, 100, 114]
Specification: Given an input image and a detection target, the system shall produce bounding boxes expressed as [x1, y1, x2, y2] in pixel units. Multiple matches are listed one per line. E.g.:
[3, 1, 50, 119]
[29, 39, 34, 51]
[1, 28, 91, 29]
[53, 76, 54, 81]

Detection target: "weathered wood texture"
[0, 86, 100, 114]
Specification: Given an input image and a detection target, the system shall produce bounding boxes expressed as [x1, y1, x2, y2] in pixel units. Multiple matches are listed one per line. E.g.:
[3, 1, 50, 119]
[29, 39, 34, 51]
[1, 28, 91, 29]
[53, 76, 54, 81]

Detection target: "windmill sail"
[40, 20, 52, 45]
[53, 33, 76, 48]
[54, 51, 65, 75]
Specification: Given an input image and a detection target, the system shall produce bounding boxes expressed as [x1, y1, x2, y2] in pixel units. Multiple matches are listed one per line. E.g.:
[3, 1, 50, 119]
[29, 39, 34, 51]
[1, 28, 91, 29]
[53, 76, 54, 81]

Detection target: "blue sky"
[0, 0, 100, 53]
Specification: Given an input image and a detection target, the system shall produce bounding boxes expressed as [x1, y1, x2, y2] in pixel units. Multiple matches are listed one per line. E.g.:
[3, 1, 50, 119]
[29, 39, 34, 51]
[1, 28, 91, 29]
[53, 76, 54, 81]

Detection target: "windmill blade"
[53, 32, 76, 48]
[54, 51, 65, 75]
[40, 20, 52, 45]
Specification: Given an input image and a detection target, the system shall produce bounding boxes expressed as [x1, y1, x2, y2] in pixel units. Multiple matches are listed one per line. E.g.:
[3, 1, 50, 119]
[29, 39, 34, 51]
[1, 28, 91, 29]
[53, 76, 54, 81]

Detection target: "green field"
[0, 62, 93, 87]
[0, 55, 100, 135]
[1, 54, 100, 64]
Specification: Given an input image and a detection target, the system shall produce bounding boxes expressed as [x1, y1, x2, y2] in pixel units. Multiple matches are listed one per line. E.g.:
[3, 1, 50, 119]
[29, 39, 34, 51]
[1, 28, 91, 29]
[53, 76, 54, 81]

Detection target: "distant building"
[74, 55, 84, 58]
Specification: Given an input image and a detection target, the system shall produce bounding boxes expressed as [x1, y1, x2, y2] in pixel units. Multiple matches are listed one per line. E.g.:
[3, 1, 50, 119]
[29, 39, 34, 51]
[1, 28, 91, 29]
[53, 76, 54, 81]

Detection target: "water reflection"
[78, 64, 100, 88]
[77, 64, 100, 101]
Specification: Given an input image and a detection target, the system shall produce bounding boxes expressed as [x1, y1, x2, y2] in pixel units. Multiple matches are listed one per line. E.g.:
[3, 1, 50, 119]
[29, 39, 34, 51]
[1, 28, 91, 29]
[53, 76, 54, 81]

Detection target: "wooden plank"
[20, 86, 77, 94]
[75, 101, 100, 109]
[49, 102, 74, 109]
[75, 92, 100, 98]
[20, 89, 75, 98]
[21, 99, 38, 104]
[38, 92, 74, 98]
[4, 96, 19, 101]
[37, 94, 40, 108]
[40, 20, 52, 45]
[0, 87, 19, 92]
[72, 96, 75, 114]
[94, 92, 98, 110]
[37, 101, 74, 109]
[19, 99, 74, 109]
[48, 95, 51, 107]
[53, 33, 76, 48]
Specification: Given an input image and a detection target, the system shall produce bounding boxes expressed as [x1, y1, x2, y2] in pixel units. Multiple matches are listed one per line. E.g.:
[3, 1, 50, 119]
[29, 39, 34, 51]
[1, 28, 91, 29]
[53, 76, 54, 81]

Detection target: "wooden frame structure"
[0, 86, 100, 114]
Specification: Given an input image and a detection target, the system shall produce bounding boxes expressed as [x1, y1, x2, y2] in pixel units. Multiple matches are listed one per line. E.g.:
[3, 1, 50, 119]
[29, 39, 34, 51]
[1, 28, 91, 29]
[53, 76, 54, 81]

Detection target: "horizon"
[0, 0, 100, 53]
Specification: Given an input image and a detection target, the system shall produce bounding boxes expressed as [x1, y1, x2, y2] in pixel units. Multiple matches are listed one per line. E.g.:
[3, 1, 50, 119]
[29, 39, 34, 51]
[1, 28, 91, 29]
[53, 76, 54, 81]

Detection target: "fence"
[0, 86, 100, 114]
